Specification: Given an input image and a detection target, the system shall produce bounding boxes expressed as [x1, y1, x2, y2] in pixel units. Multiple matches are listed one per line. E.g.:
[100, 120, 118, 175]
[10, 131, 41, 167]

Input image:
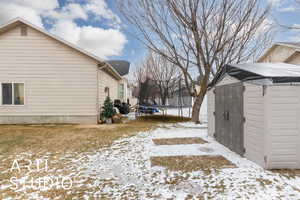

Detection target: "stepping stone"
[152, 137, 207, 145]
[150, 155, 236, 171]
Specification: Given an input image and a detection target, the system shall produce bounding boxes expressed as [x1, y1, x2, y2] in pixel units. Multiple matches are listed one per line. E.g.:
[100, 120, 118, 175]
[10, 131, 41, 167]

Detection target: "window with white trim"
[118, 83, 124, 99]
[1, 83, 24, 105]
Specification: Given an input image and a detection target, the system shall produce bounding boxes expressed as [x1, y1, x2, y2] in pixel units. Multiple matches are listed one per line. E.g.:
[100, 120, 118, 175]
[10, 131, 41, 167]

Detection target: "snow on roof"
[229, 62, 300, 77]
[211, 62, 300, 87]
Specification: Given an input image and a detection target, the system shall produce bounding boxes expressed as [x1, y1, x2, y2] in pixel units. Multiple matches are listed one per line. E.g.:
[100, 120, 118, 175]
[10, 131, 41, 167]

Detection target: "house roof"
[276, 42, 300, 50]
[258, 42, 300, 62]
[107, 60, 130, 76]
[0, 17, 122, 80]
[211, 62, 300, 86]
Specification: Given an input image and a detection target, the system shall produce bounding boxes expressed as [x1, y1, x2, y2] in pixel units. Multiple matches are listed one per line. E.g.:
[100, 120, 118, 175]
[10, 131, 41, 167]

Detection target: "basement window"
[1, 83, 25, 105]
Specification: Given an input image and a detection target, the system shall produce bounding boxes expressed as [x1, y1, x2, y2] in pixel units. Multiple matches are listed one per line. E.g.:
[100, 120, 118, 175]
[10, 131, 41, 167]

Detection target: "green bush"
[101, 96, 116, 119]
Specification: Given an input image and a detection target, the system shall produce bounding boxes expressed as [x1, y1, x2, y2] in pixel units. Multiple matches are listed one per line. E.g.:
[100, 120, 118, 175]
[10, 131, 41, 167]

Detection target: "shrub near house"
[101, 97, 116, 123]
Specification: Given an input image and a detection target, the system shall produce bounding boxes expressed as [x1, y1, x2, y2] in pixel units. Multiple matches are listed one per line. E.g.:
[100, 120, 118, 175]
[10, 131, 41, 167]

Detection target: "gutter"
[98, 63, 122, 80]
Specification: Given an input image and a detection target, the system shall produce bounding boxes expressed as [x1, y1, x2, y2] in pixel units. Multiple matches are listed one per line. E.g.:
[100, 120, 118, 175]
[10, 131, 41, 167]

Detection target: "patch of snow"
[163, 107, 207, 122]
[150, 144, 218, 157]
[152, 126, 207, 139]
[2, 122, 300, 199]
[71, 122, 300, 199]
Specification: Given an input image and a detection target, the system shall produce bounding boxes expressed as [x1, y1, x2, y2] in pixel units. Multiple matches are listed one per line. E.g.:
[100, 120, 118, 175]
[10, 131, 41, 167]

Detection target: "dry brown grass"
[271, 169, 300, 179]
[150, 155, 236, 172]
[137, 115, 191, 123]
[0, 115, 191, 156]
[152, 137, 207, 145]
[0, 120, 159, 156]
[255, 178, 273, 188]
[0, 116, 191, 199]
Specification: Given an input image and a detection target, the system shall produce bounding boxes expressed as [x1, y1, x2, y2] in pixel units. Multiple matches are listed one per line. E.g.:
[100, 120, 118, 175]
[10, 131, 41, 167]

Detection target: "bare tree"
[119, 0, 273, 123]
[132, 52, 180, 105]
[131, 59, 156, 105]
[146, 52, 180, 105]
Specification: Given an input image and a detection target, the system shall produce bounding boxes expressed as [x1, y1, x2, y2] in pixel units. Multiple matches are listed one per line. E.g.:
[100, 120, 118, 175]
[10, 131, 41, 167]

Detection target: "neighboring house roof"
[107, 60, 130, 76]
[258, 42, 300, 63]
[0, 17, 122, 80]
[276, 42, 300, 49]
[211, 62, 300, 86]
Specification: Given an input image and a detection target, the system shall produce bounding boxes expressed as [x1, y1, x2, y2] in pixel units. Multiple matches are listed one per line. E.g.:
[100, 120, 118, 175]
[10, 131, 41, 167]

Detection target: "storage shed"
[207, 63, 300, 169]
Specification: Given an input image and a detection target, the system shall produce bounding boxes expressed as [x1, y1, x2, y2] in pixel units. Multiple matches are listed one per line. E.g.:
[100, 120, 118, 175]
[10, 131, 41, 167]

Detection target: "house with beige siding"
[258, 42, 300, 64]
[106, 60, 137, 106]
[0, 18, 128, 124]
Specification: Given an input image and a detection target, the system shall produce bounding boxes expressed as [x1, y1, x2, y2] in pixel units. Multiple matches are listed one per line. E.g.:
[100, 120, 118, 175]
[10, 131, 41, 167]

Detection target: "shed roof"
[211, 62, 300, 86]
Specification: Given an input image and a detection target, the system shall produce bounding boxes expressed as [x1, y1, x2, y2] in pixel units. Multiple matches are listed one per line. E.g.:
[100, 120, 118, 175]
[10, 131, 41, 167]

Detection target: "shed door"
[215, 82, 244, 156]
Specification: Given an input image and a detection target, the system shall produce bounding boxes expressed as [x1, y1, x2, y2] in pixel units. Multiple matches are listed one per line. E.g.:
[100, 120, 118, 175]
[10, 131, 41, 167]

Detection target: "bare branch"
[118, 0, 273, 122]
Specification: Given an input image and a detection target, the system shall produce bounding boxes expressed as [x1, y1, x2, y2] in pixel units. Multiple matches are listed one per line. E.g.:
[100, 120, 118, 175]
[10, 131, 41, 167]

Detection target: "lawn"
[0, 115, 190, 199]
[0, 115, 190, 156]
[0, 116, 299, 199]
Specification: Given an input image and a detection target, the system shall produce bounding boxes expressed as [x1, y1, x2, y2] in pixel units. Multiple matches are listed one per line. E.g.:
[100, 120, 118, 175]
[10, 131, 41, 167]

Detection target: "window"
[118, 84, 124, 99]
[2, 83, 12, 105]
[1, 83, 24, 105]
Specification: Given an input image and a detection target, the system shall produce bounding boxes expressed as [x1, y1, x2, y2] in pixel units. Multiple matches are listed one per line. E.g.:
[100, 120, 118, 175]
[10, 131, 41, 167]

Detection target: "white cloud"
[268, 0, 298, 12]
[0, 1, 53, 27]
[51, 20, 81, 44]
[78, 26, 127, 58]
[45, 3, 88, 21]
[268, 0, 282, 6]
[0, 0, 127, 59]
[16, 0, 59, 11]
[84, 0, 121, 26]
[278, 6, 297, 12]
[51, 20, 127, 58]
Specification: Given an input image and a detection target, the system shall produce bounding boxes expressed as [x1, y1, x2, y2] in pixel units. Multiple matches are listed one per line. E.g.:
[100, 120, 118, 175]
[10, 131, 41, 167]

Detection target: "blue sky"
[270, 0, 300, 42]
[0, 0, 299, 67]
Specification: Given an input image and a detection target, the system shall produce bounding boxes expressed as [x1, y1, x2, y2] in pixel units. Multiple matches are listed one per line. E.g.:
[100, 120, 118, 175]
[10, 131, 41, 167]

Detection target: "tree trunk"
[191, 70, 210, 123]
[161, 90, 168, 105]
[161, 96, 166, 105]
[191, 89, 206, 123]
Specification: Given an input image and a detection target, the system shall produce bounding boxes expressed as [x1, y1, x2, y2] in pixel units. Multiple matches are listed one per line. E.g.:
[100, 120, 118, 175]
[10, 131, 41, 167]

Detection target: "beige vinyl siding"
[0, 25, 98, 116]
[98, 69, 119, 106]
[244, 83, 265, 167]
[285, 52, 300, 65]
[266, 86, 300, 169]
[259, 45, 296, 63]
[216, 76, 240, 86]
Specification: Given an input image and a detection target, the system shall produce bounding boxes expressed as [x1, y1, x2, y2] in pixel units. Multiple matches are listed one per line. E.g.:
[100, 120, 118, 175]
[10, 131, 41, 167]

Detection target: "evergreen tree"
[101, 96, 116, 119]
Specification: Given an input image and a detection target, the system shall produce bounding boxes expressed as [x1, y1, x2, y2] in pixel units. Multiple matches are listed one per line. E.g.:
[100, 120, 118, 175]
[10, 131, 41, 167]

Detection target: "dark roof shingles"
[107, 60, 130, 76]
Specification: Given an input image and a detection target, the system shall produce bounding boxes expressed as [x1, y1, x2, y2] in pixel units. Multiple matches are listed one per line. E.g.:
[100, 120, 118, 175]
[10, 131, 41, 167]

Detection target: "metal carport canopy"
[212, 62, 300, 86]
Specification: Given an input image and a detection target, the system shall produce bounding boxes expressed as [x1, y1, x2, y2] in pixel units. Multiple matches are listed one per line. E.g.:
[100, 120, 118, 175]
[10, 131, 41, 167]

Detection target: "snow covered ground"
[73, 123, 300, 199]
[1, 122, 300, 199]
[161, 108, 207, 122]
